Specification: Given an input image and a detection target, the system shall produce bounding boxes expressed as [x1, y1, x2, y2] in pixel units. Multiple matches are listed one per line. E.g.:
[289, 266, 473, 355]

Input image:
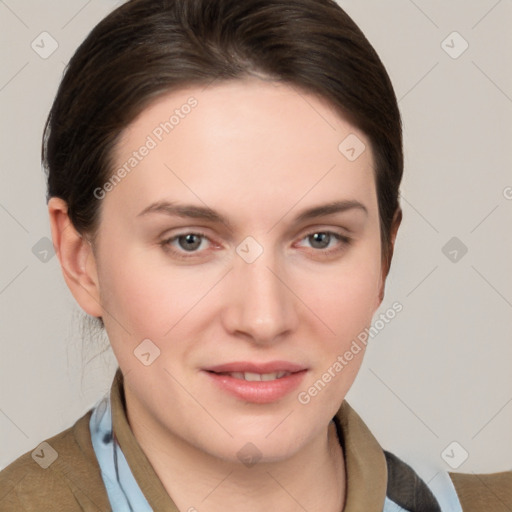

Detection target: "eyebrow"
[137, 199, 367, 229]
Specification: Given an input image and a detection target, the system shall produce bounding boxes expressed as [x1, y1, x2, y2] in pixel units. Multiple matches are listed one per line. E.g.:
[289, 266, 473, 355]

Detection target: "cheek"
[95, 244, 191, 336]
[297, 251, 381, 413]
[303, 247, 382, 343]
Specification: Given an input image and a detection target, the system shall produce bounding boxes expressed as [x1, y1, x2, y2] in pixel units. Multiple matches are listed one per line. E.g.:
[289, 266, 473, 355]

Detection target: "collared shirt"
[89, 369, 462, 511]
[3, 368, 511, 511]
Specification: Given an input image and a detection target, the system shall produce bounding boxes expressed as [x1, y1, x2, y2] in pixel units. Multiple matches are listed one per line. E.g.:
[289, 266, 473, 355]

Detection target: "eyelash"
[159, 230, 352, 260]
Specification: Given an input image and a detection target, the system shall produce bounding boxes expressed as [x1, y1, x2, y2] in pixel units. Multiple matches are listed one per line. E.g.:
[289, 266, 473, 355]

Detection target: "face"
[88, 78, 386, 462]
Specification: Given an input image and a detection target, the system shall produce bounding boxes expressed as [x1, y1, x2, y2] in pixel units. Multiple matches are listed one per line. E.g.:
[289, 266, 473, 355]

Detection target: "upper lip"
[204, 361, 307, 374]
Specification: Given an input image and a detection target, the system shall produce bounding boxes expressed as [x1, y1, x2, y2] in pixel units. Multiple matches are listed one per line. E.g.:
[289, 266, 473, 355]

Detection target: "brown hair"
[44, 0, 402, 270]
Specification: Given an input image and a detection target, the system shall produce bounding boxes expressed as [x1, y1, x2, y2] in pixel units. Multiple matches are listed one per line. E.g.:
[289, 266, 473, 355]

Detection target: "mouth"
[204, 360, 307, 374]
[210, 370, 292, 381]
[203, 361, 308, 403]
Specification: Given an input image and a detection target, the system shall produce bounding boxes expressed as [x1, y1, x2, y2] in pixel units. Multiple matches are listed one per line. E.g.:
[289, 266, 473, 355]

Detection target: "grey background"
[1, 0, 511, 486]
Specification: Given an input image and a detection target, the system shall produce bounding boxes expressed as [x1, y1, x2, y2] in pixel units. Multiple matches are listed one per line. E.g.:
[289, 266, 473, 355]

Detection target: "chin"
[221, 420, 312, 464]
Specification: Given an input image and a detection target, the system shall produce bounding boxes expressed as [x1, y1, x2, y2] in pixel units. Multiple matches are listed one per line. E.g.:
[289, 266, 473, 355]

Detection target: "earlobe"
[48, 197, 103, 317]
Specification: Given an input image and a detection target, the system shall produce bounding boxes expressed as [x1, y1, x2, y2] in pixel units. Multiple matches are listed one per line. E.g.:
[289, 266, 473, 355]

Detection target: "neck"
[126, 400, 346, 512]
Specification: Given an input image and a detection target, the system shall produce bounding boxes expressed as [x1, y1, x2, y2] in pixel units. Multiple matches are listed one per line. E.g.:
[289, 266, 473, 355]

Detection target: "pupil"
[181, 234, 201, 251]
[311, 232, 329, 249]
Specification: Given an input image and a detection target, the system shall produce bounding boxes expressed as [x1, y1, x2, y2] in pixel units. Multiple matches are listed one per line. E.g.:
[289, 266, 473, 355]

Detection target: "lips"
[203, 361, 308, 403]
[218, 371, 290, 381]
[205, 360, 307, 374]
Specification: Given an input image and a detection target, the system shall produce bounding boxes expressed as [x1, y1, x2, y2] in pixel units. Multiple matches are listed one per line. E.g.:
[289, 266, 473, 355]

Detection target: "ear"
[376, 207, 402, 307]
[48, 197, 103, 317]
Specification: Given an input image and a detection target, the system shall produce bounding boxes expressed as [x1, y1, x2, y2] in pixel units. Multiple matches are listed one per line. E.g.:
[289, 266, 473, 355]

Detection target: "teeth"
[223, 371, 291, 381]
[244, 372, 262, 381]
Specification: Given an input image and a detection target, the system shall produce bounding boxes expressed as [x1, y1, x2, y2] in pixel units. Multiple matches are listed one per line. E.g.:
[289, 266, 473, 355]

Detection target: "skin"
[49, 78, 401, 512]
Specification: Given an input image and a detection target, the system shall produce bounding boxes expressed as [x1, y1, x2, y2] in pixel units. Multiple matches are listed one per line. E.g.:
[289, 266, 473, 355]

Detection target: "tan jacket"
[1, 369, 511, 511]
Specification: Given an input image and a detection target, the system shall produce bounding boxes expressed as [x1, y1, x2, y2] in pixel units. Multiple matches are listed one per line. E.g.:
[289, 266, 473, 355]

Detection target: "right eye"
[160, 231, 213, 259]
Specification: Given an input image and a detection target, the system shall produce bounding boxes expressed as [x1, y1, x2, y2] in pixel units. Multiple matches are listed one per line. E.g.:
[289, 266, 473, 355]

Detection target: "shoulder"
[0, 409, 111, 512]
[449, 470, 512, 512]
[383, 450, 512, 512]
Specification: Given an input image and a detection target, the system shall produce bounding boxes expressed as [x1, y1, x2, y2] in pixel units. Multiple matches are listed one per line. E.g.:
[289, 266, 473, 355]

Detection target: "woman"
[0, 0, 510, 510]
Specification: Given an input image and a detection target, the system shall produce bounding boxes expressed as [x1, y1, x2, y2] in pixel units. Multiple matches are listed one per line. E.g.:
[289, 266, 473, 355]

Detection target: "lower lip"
[204, 370, 307, 404]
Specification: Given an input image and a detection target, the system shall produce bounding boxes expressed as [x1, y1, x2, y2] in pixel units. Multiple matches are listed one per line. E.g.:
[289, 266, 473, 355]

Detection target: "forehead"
[109, 78, 377, 223]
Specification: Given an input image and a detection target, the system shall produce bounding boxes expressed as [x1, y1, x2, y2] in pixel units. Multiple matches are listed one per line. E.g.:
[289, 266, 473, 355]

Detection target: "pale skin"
[49, 78, 401, 512]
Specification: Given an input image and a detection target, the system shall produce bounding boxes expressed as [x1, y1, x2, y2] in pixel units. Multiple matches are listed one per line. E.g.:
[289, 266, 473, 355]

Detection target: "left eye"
[298, 231, 350, 252]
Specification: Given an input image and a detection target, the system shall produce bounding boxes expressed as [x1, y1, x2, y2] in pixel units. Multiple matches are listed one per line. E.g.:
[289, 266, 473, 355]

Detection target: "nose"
[221, 242, 299, 345]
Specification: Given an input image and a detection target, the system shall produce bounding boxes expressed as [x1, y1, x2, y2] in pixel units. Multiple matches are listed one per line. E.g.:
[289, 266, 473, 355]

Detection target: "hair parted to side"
[43, 0, 403, 293]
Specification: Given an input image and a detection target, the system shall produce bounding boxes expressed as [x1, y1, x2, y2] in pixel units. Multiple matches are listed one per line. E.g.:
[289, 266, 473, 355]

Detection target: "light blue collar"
[89, 393, 153, 511]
